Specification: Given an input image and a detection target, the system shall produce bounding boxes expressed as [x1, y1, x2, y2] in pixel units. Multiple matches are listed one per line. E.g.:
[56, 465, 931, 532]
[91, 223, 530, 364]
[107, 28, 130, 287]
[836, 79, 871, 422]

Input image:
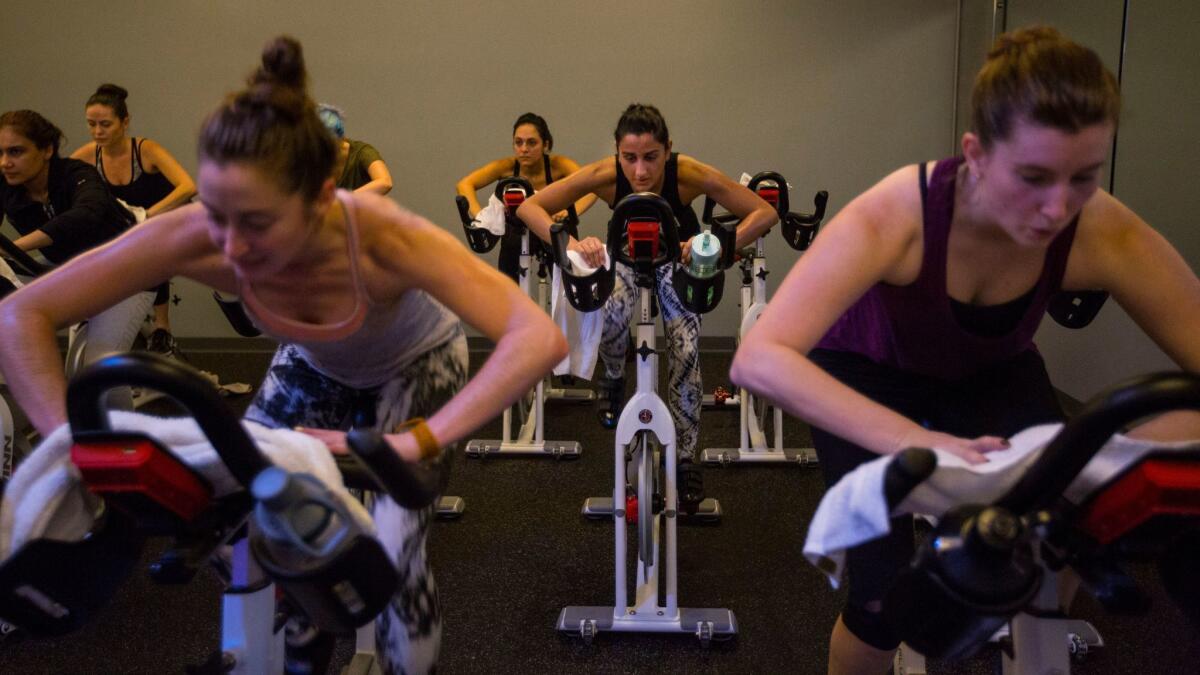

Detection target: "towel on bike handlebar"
[470, 194, 506, 236]
[0, 410, 371, 561]
[550, 249, 610, 380]
[803, 423, 1200, 586]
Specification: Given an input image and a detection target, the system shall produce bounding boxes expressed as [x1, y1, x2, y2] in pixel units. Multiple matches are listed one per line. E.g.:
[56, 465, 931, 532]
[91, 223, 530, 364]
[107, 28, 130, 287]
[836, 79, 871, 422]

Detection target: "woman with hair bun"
[456, 112, 596, 281]
[731, 26, 1200, 674]
[0, 35, 565, 674]
[70, 83, 197, 355]
[0, 109, 152, 409]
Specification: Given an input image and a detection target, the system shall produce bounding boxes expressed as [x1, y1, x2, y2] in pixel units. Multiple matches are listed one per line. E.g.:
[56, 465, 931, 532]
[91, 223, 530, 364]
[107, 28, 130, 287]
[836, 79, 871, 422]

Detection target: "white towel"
[0, 410, 372, 561]
[469, 194, 506, 236]
[116, 198, 147, 225]
[551, 250, 610, 379]
[802, 424, 1200, 587]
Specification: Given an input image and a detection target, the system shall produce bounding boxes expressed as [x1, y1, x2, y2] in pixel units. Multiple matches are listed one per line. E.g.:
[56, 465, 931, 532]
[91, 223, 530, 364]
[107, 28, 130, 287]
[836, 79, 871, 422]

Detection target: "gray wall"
[0, 0, 960, 339]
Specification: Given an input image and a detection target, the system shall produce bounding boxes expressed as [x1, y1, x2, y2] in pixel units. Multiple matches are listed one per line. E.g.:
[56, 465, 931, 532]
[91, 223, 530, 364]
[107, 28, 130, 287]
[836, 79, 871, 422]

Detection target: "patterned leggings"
[245, 331, 468, 675]
[599, 263, 702, 457]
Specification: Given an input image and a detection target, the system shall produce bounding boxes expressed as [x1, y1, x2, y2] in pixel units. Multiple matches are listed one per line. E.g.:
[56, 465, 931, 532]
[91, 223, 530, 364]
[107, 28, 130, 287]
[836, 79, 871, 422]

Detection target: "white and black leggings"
[599, 263, 703, 458]
[245, 331, 468, 675]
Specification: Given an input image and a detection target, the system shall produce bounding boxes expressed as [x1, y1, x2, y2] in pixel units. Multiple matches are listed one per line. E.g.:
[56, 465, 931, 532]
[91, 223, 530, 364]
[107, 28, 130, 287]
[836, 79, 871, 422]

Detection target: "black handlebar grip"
[747, 171, 791, 216]
[803, 191, 829, 225]
[715, 219, 738, 269]
[455, 195, 472, 227]
[345, 429, 442, 510]
[550, 221, 573, 273]
[883, 447, 937, 511]
[702, 196, 717, 225]
[212, 292, 263, 338]
[0, 235, 52, 277]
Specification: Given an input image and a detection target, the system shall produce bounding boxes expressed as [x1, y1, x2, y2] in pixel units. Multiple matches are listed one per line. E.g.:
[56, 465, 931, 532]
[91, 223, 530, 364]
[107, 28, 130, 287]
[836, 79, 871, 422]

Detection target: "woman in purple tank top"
[732, 27, 1200, 674]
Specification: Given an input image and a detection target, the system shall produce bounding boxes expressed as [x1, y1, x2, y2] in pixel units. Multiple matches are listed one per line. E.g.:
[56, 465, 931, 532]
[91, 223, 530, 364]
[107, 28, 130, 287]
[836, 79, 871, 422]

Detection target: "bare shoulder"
[844, 164, 924, 238]
[68, 142, 96, 163]
[675, 153, 722, 188]
[353, 193, 444, 261]
[1066, 189, 1161, 285]
[352, 193, 467, 296]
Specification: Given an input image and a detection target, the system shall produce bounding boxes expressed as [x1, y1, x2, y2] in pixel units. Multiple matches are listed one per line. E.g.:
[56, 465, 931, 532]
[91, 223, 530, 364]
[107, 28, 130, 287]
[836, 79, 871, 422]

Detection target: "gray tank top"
[242, 190, 461, 388]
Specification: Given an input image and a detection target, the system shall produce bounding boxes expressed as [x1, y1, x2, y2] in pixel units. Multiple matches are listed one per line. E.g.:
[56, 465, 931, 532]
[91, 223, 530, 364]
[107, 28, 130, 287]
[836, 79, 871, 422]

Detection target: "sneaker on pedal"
[147, 328, 177, 356]
[596, 376, 625, 429]
[677, 459, 705, 515]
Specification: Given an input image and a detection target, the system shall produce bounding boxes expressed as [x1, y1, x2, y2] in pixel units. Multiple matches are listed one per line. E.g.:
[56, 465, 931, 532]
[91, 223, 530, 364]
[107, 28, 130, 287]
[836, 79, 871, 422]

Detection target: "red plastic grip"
[72, 437, 213, 522]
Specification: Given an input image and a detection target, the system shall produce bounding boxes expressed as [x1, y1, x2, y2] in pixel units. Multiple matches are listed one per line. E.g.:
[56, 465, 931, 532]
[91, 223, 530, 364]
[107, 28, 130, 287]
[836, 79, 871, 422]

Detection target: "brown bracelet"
[398, 417, 440, 460]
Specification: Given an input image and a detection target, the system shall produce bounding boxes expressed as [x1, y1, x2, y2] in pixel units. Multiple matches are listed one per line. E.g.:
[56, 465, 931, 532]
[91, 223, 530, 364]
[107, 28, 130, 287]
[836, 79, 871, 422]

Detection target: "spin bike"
[698, 171, 828, 466]
[455, 177, 589, 459]
[0, 351, 445, 674]
[875, 372, 1200, 675]
[551, 192, 737, 645]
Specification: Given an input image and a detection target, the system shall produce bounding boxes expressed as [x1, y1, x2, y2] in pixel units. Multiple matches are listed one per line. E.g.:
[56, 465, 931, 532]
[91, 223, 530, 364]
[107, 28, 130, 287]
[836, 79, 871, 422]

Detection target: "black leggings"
[808, 348, 1066, 650]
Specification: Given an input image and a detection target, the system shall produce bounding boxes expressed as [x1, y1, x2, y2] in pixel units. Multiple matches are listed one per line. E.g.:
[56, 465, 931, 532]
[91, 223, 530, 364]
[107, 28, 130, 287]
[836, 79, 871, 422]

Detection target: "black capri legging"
[808, 347, 1066, 650]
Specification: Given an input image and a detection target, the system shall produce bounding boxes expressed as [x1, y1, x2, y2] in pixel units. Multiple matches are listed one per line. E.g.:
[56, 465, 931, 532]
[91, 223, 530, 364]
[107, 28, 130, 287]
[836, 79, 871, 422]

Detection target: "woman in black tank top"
[515, 103, 779, 502]
[70, 84, 195, 218]
[70, 84, 197, 354]
[456, 113, 597, 279]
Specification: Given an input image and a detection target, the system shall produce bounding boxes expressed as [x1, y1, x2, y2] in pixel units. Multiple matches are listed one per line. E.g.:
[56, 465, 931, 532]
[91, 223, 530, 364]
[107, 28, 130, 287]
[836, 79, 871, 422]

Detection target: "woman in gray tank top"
[732, 27, 1200, 675]
[0, 36, 566, 675]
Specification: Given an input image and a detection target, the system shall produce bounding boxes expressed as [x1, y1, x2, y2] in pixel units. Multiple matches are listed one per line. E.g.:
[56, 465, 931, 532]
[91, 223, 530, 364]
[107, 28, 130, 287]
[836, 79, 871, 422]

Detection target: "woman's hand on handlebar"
[298, 426, 425, 462]
[568, 235, 606, 268]
[894, 428, 1009, 465]
[297, 427, 350, 455]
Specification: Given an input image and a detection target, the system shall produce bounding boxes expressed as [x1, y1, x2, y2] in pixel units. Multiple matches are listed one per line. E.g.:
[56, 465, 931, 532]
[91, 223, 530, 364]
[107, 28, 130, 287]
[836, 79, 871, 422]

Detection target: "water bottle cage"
[1048, 290, 1109, 329]
[456, 194, 500, 254]
[250, 529, 398, 635]
[671, 263, 726, 315]
[781, 212, 819, 251]
[0, 506, 145, 636]
[558, 257, 616, 313]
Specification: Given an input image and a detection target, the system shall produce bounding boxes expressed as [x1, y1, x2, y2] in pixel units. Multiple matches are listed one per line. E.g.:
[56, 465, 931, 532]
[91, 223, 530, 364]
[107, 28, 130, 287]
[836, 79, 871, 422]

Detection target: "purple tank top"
[815, 157, 1077, 381]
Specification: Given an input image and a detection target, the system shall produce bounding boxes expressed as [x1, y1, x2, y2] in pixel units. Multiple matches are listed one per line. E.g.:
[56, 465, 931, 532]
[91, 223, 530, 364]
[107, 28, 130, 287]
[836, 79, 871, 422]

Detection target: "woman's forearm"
[731, 340, 922, 456]
[423, 321, 566, 453]
[0, 300, 70, 434]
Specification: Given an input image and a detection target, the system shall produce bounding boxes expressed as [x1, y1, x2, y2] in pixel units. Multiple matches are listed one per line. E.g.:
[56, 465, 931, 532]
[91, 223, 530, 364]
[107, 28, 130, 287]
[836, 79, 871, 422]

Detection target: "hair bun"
[252, 35, 307, 91]
[94, 83, 128, 100]
[988, 25, 1062, 60]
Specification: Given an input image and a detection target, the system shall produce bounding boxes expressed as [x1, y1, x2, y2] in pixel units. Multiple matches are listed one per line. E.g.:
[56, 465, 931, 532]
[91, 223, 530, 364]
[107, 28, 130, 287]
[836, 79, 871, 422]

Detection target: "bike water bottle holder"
[782, 211, 820, 251]
[455, 196, 500, 253]
[250, 528, 398, 635]
[1048, 290, 1109, 329]
[0, 504, 145, 636]
[672, 264, 726, 315]
[558, 261, 615, 313]
[781, 190, 828, 252]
